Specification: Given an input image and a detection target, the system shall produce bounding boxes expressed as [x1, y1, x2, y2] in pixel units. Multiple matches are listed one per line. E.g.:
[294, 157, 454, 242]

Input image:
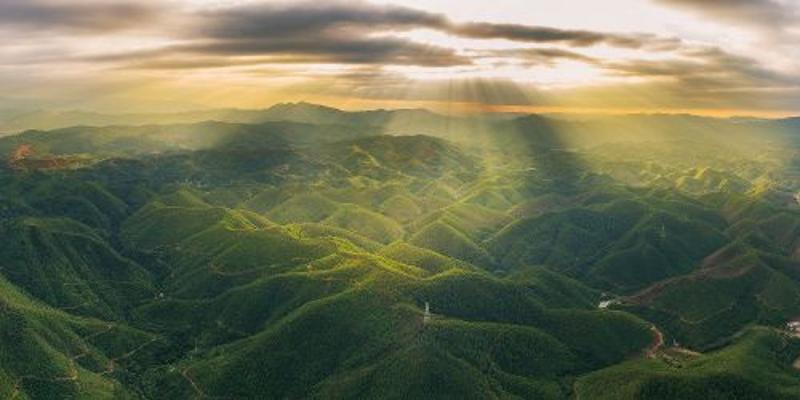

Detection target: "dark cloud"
[132, 0, 680, 70]
[89, 2, 467, 68]
[449, 23, 606, 45]
[173, 37, 470, 66]
[94, 35, 470, 68]
[107, 1, 679, 70]
[5, 1, 683, 69]
[198, 2, 447, 38]
[0, 0, 157, 33]
[447, 23, 680, 50]
[195, 1, 682, 50]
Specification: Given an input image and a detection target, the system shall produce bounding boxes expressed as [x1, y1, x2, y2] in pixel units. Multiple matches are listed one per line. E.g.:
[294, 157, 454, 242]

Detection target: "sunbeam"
[1, 1, 800, 400]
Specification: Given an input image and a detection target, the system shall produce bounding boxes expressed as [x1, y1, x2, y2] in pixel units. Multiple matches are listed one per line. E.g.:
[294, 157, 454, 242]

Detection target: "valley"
[0, 103, 799, 399]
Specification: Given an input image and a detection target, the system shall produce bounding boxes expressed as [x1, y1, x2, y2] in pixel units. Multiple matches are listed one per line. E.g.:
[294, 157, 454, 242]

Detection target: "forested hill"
[0, 105, 799, 399]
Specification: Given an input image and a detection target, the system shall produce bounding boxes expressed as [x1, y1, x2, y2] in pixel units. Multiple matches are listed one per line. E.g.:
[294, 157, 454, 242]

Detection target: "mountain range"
[0, 103, 799, 399]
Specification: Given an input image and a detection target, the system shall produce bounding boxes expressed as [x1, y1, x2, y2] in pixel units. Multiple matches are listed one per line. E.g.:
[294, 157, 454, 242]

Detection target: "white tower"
[423, 302, 431, 324]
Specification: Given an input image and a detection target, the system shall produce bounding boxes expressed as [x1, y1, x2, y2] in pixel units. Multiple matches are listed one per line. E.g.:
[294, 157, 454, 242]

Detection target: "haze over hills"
[4, 102, 799, 137]
[0, 103, 447, 134]
[0, 101, 798, 399]
[3, 0, 800, 397]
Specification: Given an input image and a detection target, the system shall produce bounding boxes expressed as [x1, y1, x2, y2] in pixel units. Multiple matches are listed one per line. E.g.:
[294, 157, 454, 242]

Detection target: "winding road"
[646, 325, 664, 359]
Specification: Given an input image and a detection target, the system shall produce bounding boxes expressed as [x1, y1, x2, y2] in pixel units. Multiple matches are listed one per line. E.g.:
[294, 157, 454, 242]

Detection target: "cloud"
[172, 37, 470, 66]
[604, 46, 797, 87]
[446, 23, 681, 50]
[4, 1, 682, 69]
[198, 1, 448, 39]
[0, 0, 158, 33]
[479, 48, 598, 67]
[320, 44, 800, 111]
[101, 1, 680, 70]
[1, 0, 796, 114]
[94, 36, 470, 68]
[196, 1, 682, 49]
[89, 2, 466, 68]
[594, 45, 800, 111]
[656, 0, 799, 33]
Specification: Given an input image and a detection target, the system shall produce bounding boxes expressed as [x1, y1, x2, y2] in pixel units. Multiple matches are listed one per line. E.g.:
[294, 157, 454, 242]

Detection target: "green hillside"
[267, 193, 341, 224]
[575, 327, 800, 400]
[0, 217, 154, 319]
[0, 275, 160, 399]
[322, 205, 405, 244]
[142, 253, 651, 399]
[410, 221, 494, 267]
[0, 106, 799, 399]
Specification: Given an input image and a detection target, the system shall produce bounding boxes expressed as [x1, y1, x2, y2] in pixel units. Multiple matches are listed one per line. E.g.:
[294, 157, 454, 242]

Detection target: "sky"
[1, 0, 799, 116]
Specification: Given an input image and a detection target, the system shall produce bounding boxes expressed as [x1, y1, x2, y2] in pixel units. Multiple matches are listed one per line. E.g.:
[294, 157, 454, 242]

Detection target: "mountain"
[0, 102, 447, 134]
[0, 104, 799, 399]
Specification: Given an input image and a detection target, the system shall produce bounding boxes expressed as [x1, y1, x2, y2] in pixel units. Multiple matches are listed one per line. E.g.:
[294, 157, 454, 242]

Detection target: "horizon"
[4, 100, 800, 122]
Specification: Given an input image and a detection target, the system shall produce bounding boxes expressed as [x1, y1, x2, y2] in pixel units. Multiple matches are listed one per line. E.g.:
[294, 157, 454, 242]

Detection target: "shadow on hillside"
[503, 115, 590, 195]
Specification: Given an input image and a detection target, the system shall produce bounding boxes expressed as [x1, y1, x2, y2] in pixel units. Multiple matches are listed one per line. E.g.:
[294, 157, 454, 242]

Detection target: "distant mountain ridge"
[4, 103, 797, 152]
[0, 102, 445, 134]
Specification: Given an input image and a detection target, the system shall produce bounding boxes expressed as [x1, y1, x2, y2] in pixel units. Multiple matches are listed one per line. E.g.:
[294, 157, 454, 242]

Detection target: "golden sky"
[1, 0, 799, 116]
